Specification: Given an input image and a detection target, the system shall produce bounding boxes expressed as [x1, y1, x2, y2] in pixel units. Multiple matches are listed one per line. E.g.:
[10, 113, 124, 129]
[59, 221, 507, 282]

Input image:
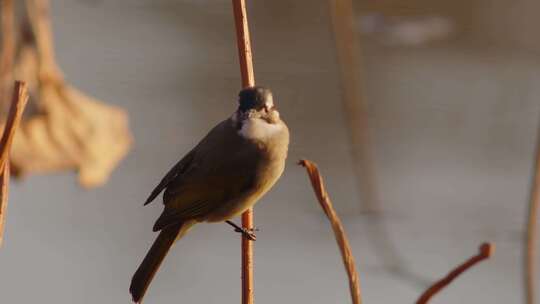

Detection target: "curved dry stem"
[416, 243, 494, 304]
[525, 121, 540, 304]
[299, 159, 362, 304]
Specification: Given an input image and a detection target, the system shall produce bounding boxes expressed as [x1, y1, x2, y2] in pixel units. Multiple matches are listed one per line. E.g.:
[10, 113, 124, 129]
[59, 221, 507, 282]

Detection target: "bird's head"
[236, 86, 280, 124]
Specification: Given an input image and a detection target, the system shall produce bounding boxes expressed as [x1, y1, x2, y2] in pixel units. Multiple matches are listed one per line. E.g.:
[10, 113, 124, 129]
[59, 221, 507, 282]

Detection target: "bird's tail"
[129, 221, 194, 303]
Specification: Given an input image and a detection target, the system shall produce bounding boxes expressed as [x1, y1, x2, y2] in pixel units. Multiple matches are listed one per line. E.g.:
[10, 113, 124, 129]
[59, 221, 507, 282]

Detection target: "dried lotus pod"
[10, 78, 132, 187]
[0, 0, 132, 188]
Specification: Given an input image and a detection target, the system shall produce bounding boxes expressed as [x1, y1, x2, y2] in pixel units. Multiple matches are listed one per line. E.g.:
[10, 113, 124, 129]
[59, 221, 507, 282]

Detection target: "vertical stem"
[328, 0, 410, 282]
[232, 0, 255, 88]
[0, 81, 29, 246]
[328, 0, 379, 213]
[0, 82, 29, 168]
[232, 1, 255, 304]
[0, 162, 9, 247]
[241, 210, 254, 304]
[525, 120, 540, 304]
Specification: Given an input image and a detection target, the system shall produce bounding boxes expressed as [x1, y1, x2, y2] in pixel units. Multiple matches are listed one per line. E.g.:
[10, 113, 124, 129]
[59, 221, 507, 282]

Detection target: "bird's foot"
[235, 227, 258, 241]
[226, 220, 259, 241]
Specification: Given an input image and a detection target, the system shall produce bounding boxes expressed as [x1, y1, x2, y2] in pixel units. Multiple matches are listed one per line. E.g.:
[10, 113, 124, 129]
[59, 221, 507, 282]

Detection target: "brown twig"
[328, 2, 431, 290]
[0, 82, 28, 165]
[328, 0, 379, 213]
[525, 120, 540, 304]
[416, 243, 494, 304]
[299, 159, 362, 304]
[232, 0, 255, 89]
[0, 81, 29, 246]
[0, 161, 9, 246]
[231, 1, 256, 304]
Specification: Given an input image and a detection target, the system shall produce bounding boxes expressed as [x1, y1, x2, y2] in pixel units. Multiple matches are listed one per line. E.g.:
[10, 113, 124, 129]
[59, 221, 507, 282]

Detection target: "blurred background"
[1, 0, 539, 303]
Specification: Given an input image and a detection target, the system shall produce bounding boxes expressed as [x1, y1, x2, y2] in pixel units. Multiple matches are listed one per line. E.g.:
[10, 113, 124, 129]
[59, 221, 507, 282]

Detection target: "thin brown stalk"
[0, 82, 28, 166]
[231, 1, 256, 304]
[525, 121, 540, 304]
[328, 0, 379, 213]
[0, 81, 29, 246]
[299, 159, 362, 304]
[416, 243, 494, 304]
[0, 162, 9, 247]
[232, 0, 255, 88]
[328, 2, 431, 288]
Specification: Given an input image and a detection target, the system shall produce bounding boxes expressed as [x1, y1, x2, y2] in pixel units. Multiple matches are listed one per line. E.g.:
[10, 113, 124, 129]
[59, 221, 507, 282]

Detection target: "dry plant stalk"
[0, 81, 29, 246]
[416, 243, 494, 304]
[299, 159, 362, 304]
[328, 0, 379, 213]
[525, 123, 540, 304]
[231, 0, 256, 303]
[0, 0, 132, 188]
[329, 2, 430, 288]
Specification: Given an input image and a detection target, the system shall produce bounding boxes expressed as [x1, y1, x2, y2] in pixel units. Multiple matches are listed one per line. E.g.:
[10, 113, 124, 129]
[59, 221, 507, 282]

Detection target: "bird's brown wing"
[153, 172, 255, 231]
[150, 119, 261, 231]
[144, 150, 196, 206]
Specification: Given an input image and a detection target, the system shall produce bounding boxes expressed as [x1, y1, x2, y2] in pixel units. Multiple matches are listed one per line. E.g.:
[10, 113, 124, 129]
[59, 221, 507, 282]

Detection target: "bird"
[129, 86, 289, 303]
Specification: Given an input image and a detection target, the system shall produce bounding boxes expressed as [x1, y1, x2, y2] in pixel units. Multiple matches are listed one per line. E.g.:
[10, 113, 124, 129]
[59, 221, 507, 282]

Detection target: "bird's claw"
[234, 227, 258, 241]
[226, 220, 259, 241]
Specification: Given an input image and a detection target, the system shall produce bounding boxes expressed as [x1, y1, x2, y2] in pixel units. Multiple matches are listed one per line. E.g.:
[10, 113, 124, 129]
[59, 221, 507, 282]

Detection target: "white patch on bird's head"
[238, 118, 283, 141]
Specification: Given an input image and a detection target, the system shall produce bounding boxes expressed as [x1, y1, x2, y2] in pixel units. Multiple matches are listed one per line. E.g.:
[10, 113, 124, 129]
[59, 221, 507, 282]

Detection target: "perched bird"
[129, 86, 289, 303]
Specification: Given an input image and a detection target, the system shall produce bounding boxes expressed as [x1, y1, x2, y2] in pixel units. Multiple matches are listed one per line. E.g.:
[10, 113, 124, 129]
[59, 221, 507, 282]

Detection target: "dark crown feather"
[238, 86, 272, 112]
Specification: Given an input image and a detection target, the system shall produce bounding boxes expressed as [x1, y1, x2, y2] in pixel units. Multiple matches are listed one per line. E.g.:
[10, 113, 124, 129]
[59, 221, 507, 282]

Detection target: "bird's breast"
[237, 118, 284, 142]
